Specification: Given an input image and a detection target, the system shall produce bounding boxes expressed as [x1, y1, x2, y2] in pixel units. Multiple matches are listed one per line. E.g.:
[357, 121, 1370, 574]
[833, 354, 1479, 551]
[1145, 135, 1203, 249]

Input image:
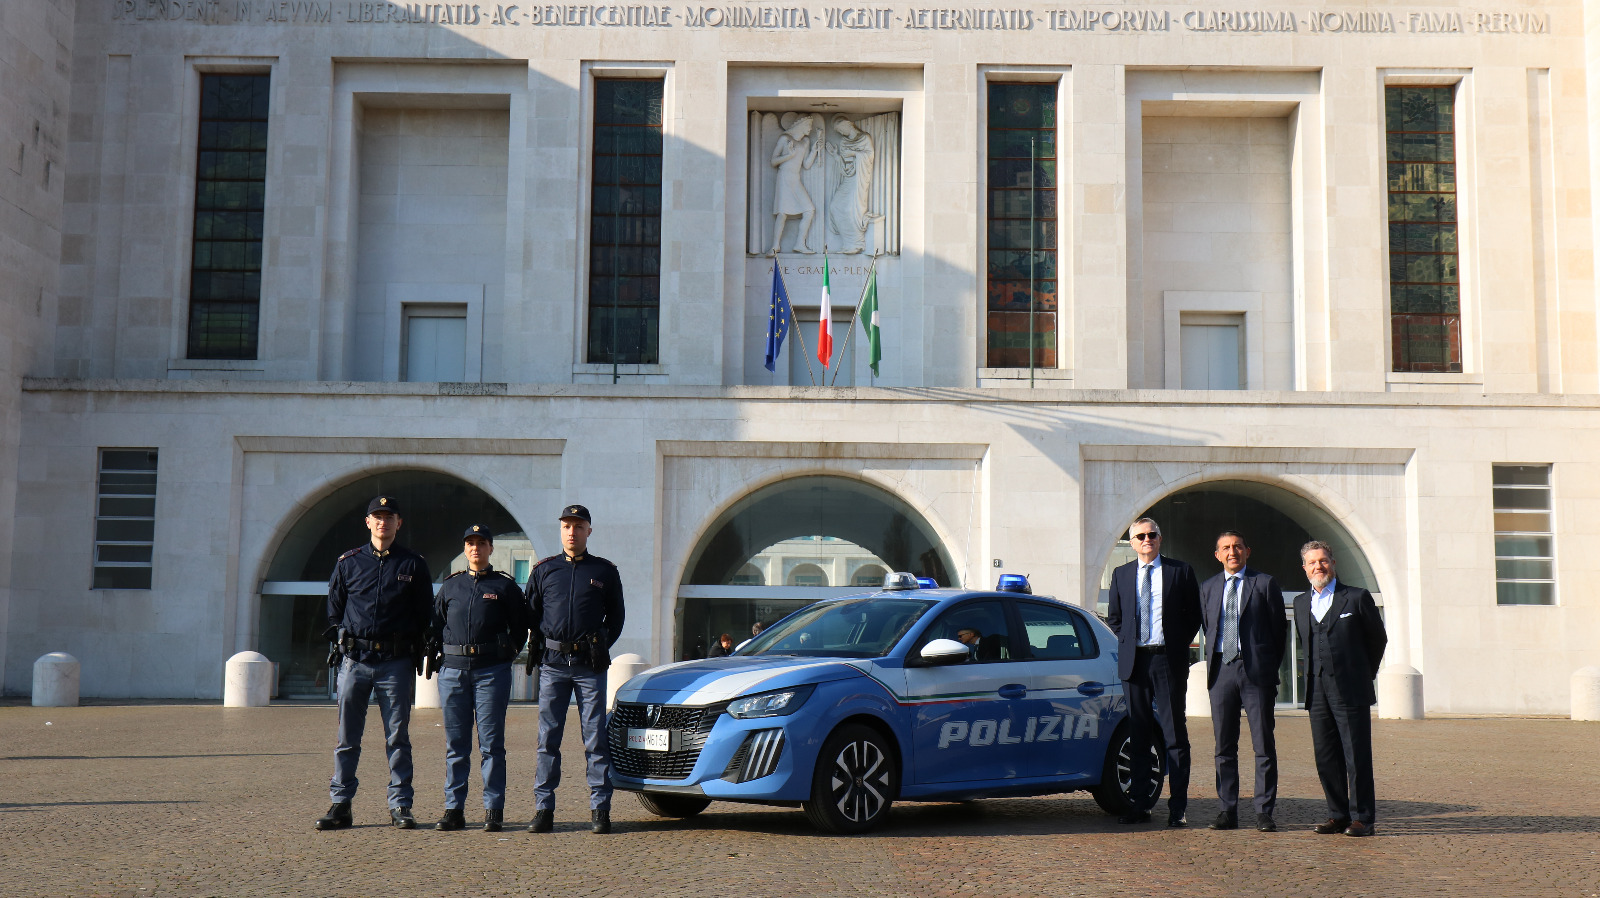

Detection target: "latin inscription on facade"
[109, 0, 1553, 35]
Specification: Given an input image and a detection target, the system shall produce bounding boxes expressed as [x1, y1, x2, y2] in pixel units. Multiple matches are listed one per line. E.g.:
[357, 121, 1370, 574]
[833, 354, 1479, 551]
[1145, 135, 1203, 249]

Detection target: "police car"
[607, 573, 1162, 833]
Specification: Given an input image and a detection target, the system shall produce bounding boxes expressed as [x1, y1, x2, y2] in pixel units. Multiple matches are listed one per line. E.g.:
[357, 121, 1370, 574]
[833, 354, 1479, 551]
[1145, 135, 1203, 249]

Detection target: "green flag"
[860, 264, 881, 376]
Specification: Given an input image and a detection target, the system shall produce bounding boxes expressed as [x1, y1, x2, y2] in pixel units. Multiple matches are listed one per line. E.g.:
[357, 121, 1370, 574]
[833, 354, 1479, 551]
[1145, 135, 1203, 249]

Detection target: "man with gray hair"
[1106, 516, 1202, 826]
[1293, 540, 1387, 837]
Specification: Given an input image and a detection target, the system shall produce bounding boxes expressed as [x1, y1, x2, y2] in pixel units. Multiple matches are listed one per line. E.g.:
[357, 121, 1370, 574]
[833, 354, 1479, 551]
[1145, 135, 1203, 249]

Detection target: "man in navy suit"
[1294, 540, 1387, 837]
[1106, 517, 1202, 826]
[1200, 531, 1287, 833]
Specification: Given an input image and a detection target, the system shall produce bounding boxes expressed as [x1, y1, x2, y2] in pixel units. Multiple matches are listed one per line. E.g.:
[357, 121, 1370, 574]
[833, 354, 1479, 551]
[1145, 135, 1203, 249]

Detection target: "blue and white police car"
[607, 573, 1163, 833]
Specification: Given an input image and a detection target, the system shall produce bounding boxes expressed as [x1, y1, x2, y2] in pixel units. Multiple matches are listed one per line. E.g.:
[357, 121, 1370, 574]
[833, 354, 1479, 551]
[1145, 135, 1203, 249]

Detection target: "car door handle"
[1076, 681, 1106, 696]
[998, 683, 1027, 699]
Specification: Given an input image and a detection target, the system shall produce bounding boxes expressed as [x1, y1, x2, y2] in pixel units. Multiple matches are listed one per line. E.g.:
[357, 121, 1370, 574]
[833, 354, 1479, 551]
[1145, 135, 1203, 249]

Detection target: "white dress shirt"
[1310, 578, 1338, 622]
[1137, 556, 1165, 646]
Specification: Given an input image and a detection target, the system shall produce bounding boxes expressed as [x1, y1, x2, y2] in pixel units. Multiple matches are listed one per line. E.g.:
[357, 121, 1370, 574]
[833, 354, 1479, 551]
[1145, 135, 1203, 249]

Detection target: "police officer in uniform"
[427, 524, 529, 832]
[525, 504, 625, 835]
[315, 495, 434, 831]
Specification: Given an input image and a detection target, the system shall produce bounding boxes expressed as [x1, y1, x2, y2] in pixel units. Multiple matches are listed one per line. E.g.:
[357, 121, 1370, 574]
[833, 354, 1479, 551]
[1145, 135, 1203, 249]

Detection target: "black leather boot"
[590, 808, 611, 834]
[435, 808, 466, 831]
[483, 809, 504, 832]
[314, 802, 352, 831]
[390, 806, 417, 829]
[527, 809, 553, 833]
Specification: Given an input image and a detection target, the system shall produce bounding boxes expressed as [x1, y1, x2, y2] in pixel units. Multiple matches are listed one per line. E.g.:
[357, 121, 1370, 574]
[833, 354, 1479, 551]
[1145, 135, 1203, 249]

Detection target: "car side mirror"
[918, 638, 972, 667]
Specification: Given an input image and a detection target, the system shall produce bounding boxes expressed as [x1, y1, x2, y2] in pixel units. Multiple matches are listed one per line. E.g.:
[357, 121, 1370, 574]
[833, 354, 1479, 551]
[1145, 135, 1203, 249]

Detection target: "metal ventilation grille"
[608, 703, 720, 780]
[721, 728, 786, 783]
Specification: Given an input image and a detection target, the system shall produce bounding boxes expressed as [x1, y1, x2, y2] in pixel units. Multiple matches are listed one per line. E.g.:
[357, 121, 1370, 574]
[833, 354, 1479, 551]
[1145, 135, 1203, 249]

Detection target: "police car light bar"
[916, 577, 937, 589]
[881, 572, 921, 591]
[996, 573, 1031, 594]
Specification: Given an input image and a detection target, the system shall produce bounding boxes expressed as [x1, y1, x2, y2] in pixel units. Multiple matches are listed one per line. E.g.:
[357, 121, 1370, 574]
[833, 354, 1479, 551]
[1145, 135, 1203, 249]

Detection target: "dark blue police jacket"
[431, 567, 529, 670]
[526, 552, 625, 665]
[326, 542, 434, 661]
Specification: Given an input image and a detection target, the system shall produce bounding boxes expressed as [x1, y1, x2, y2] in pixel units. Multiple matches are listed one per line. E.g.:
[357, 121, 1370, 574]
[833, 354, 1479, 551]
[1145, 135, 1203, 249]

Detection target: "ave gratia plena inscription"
[114, 0, 1551, 34]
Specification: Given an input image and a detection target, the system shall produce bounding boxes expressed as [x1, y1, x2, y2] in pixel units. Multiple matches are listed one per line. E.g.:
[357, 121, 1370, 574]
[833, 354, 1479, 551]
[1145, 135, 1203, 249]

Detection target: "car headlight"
[726, 684, 816, 719]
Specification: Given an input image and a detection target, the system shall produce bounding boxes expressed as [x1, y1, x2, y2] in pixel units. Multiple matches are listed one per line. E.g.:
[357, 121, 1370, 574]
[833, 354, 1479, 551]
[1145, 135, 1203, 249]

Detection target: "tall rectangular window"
[1386, 85, 1460, 373]
[94, 449, 158, 590]
[588, 78, 663, 365]
[986, 82, 1058, 369]
[1493, 464, 1554, 605]
[188, 73, 269, 360]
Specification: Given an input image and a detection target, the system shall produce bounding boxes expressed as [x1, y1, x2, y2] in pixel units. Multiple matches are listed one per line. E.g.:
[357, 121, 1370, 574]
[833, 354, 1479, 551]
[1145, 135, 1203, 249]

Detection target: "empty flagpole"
[1028, 135, 1036, 390]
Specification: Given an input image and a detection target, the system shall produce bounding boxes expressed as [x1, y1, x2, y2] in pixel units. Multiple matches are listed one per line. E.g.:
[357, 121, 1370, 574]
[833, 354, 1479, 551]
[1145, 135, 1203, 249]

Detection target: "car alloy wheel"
[803, 723, 898, 834]
[1091, 726, 1166, 817]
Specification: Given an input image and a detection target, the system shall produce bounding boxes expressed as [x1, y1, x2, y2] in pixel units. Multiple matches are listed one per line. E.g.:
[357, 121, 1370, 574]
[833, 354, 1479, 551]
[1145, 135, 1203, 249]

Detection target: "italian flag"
[816, 254, 833, 368]
[861, 263, 881, 376]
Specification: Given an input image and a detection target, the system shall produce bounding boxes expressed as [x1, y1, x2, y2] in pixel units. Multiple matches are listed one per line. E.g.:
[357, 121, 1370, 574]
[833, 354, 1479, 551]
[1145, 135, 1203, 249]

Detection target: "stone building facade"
[1, 0, 1598, 713]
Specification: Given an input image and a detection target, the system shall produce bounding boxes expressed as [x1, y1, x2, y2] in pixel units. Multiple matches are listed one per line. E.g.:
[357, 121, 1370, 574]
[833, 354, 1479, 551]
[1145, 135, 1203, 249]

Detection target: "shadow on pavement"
[2, 753, 314, 760]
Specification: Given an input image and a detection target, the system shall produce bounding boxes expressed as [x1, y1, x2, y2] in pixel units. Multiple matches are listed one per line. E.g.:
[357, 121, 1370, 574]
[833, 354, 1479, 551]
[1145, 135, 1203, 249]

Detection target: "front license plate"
[627, 727, 671, 752]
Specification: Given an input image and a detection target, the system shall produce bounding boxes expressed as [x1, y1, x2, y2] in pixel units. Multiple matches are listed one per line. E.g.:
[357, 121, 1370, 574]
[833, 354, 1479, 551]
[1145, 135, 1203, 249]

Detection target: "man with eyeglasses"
[1106, 516, 1202, 826]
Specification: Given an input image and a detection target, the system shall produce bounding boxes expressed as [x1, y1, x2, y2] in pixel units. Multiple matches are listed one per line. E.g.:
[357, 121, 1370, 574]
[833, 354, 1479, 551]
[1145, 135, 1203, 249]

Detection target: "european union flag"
[763, 264, 792, 372]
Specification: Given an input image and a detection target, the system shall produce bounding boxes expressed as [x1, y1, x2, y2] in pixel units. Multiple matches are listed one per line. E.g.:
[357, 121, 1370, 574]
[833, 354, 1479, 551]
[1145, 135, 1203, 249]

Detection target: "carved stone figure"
[748, 109, 899, 256]
[825, 116, 877, 254]
[769, 113, 823, 255]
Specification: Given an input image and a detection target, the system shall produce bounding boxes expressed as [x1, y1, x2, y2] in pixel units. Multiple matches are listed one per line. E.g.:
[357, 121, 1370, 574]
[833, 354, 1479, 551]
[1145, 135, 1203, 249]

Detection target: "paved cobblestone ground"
[0, 704, 1595, 897]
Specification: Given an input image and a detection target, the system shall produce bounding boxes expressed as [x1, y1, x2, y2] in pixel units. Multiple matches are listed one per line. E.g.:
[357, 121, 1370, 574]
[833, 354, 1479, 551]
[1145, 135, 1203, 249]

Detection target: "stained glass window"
[986, 82, 1058, 368]
[188, 73, 269, 359]
[1386, 86, 1461, 373]
[588, 79, 664, 365]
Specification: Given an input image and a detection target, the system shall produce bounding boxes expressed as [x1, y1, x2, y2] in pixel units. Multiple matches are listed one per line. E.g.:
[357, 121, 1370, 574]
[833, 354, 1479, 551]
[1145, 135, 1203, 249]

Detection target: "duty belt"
[444, 643, 510, 657]
[342, 635, 416, 655]
[545, 637, 586, 654]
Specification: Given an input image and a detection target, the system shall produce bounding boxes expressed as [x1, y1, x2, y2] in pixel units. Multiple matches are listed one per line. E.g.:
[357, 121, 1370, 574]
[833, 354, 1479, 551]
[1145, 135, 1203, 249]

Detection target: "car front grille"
[608, 702, 721, 780]
[722, 728, 785, 783]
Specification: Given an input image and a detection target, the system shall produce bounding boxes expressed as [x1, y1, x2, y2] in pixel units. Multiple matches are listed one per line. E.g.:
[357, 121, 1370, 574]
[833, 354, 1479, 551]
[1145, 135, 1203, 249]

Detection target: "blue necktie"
[1222, 576, 1241, 663]
[1139, 564, 1154, 645]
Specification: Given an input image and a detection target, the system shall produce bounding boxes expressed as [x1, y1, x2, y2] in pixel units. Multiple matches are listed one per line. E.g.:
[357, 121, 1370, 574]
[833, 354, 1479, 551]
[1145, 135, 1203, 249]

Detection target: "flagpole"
[778, 265, 818, 386]
[1028, 135, 1036, 390]
[830, 252, 876, 386]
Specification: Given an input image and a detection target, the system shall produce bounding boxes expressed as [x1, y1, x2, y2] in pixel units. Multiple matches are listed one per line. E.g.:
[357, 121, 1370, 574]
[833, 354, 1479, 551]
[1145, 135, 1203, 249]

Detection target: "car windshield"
[741, 596, 935, 658]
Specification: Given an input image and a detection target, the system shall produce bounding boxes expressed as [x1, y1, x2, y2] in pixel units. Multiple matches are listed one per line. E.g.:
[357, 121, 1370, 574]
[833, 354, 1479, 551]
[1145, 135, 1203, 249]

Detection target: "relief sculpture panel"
[748, 109, 900, 256]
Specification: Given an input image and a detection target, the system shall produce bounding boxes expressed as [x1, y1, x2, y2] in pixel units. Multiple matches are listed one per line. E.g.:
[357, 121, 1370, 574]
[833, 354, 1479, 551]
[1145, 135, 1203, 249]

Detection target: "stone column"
[32, 652, 80, 707]
[1185, 659, 1211, 719]
[607, 653, 651, 710]
[414, 671, 441, 709]
[223, 651, 274, 707]
[1377, 664, 1424, 719]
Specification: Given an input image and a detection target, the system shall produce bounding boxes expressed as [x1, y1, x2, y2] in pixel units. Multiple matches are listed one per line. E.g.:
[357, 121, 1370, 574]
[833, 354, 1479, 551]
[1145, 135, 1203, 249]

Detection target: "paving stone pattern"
[0, 705, 1596, 897]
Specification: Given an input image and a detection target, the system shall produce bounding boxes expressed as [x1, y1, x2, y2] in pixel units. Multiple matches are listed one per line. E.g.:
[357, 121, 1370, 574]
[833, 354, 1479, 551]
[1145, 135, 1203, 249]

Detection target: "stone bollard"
[1185, 658, 1211, 719]
[414, 671, 441, 709]
[1377, 664, 1424, 719]
[606, 653, 651, 710]
[223, 651, 274, 707]
[32, 652, 81, 707]
[1572, 667, 1600, 721]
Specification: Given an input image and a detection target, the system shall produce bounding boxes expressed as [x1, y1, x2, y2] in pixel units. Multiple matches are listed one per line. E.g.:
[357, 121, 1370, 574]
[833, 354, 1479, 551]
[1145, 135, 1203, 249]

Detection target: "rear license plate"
[627, 727, 671, 752]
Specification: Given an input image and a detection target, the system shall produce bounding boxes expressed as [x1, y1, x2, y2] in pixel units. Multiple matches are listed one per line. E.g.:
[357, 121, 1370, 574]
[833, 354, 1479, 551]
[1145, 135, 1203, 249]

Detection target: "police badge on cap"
[559, 504, 591, 523]
[462, 524, 494, 541]
[366, 495, 400, 516]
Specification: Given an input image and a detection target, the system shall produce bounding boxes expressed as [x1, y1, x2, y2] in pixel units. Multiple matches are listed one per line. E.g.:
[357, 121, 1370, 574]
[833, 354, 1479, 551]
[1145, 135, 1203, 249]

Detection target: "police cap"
[366, 495, 400, 516]
[462, 524, 493, 542]
[558, 504, 591, 523]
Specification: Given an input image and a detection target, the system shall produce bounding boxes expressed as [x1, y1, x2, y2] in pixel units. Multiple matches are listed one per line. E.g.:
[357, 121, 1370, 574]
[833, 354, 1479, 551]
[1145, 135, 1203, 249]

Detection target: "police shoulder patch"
[444, 570, 468, 580]
[534, 554, 564, 567]
[337, 548, 362, 562]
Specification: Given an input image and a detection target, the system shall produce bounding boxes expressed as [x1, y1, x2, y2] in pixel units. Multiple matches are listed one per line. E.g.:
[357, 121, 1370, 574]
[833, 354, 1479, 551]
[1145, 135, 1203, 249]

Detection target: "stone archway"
[257, 470, 536, 698]
[674, 474, 958, 661]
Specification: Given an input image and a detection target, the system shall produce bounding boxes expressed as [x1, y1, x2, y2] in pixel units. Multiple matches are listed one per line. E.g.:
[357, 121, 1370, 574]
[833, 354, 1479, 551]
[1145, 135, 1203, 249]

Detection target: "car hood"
[616, 656, 867, 705]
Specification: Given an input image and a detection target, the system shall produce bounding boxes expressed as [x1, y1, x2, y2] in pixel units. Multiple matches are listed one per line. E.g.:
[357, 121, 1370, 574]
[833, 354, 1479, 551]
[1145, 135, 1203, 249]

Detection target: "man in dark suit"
[1106, 517, 1202, 826]
[1200, 531, 1287, 833]
[1294, 540, 1387, 837]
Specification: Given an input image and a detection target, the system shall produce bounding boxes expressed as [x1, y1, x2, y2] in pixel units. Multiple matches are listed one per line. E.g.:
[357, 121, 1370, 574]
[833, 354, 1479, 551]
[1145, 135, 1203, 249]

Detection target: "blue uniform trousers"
[330, 656, 415, 807]
[534, 661, 612, 811]
[438, 662, 513, 810]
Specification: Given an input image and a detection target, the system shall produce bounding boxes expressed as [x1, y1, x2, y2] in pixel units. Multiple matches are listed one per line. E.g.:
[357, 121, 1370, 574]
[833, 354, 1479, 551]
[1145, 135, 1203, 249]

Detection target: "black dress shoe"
[390, 807, 417, 829]
[434, 808, 465, 831]
[314, 802, 352, 831]
[528, 809, 553, 833]
[1117, 809, 1152, 825]
[1167, 813, 1187, 828]
[1345, 820, 1375, 837]
[1314, 817, 1352, 834]
[483, 809, 503, 832]
[1256, 814, 1277, 833]
[1208, 812, 1238, 830]
[591, 809, 611, 834]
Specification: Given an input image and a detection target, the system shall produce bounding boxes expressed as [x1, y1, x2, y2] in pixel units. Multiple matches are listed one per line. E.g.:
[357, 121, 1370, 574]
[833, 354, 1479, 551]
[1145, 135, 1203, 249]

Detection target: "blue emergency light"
[995, 573, 1031, 594]
[916, 577, 937, 588]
